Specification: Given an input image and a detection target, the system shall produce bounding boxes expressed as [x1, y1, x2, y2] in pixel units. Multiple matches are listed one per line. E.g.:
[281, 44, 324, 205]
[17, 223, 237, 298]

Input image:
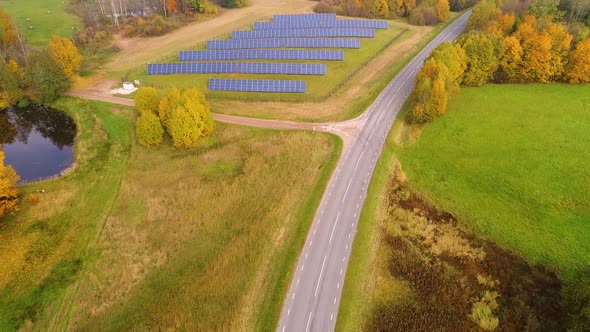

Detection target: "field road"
[277, 11, 471, 332]
[65, 11, 471, 332]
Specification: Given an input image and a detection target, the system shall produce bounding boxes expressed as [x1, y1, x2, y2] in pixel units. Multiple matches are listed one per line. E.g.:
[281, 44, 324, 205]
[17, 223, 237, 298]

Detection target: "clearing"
[0, 0, 81, 45]
[0, 98, 340, 331]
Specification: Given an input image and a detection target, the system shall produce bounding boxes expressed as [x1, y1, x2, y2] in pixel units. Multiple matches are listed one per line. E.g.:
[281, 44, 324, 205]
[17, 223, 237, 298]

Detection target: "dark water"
[0, 105, 77, 184]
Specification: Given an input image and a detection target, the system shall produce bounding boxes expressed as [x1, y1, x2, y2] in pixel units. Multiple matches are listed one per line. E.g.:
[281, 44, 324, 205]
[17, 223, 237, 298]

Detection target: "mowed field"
[0, 0, 81, 45]
[0, 99, 340, 331]
[126, 26, 407, 102]
[397, 84, 590, 280]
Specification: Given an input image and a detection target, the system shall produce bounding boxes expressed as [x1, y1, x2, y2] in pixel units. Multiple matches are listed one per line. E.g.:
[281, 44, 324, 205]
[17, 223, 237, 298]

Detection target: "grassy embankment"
[0, 0, 81, 45]
[0, 98, 341, 331]
[338, 84, 590, 331]
[122, 25, 408, 102]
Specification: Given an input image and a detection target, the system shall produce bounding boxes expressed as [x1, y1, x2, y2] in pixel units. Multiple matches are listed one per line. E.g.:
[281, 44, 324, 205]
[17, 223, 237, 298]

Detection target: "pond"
[0, 105, 77, 184]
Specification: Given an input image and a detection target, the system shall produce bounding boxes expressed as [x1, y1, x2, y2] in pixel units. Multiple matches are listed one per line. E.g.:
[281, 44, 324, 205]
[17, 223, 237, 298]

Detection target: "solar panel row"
[207, 38, 360, 50]
[179, 49, 344, 61]
[253, 19, 388, 30]
[273, 13, 336, 23]
[209, 78, 306, 93]
[147, 62, 326, 75]
[232, 28, 375, 39]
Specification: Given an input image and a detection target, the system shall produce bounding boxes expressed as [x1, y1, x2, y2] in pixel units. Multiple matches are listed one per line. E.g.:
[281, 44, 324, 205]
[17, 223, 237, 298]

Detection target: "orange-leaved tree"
[567, 39, 590, 83]
[48, 35, 83, 79]
[0, 146, 19, 218]
[0, 8, 18, 53]
[434, 0, 450, 22]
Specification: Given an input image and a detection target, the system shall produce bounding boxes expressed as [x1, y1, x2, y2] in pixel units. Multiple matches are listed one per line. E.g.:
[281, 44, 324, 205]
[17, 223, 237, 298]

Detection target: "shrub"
[136, 112, 164, 147]
[25, 49, 71, 104]
[409, 6, 439, 26]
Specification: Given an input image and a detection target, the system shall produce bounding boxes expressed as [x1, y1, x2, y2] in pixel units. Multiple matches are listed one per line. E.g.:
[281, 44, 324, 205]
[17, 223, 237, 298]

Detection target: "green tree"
[529, 0, 564, 20]
[460, 32, 502, 86]
[0, 145, 19, 218]
[467, 0, 501, 31]
[0, 61, 23, 109]
[134, 87, 160, 115]
[136, 111, 164, 146]
[25, 49, 71, 104]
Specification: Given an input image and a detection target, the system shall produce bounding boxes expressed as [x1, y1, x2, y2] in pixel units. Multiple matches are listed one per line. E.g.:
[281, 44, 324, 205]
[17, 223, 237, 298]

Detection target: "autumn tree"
[166, 0, 179, 14]
[410, 59, 451, 123]
[158, 87, 182, 125]
[460, 32, 502, 86]
[0, 146, 19, 218]
[429, 42, 467, 91]
[136, 111, 164, 146]
[371, 0, 390, 18]
[434, 0, 450, 22]
[134, 87, 160, 115]
[567, 39, 590, 83]
[519, 29, 554, 82]
[544, 22, 573, 81]
[48, 35, 83, 79]
[164, 88, 214, 148]
[0, 8, 18, 53]
[498, 36, 523, 82]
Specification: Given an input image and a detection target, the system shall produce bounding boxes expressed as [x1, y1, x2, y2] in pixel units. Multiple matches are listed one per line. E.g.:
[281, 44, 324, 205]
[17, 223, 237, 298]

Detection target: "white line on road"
[342, 179, 353, 203]
[329, 212, 342, 244]
[315, 255, 328, 297]
[353, 150, 365, 172]
[306, 312, 313, 332]
[288, 308, 291, 316]
[331, 314, 334, 321]
[337, 283, 340, 289]
[301, 264, 304, 272]
[334, 297, 337, 304]
[282, 325, 286, 332]
[297, 278, 300, 286]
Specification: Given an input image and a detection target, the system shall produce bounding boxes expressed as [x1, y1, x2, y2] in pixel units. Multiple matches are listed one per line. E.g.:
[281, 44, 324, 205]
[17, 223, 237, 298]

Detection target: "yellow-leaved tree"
[48, 35, 83, 79]
[567, 39, 590, 84]
[434, 0, 450, 22]
[0, 146, 19, 218]
[161, 88, 214, 148]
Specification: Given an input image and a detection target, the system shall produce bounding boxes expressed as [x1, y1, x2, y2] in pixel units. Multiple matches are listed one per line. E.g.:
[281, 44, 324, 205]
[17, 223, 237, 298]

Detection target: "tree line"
[314, 0, 463, 25]
[0, 9, 83, 108]
[409, 0, 590, 123]
[134, 87, 215, 148]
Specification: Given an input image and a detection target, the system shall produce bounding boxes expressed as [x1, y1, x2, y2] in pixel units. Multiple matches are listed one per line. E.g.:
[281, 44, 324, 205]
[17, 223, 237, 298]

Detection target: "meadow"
[0, 98, 340, 331]
[397, 84, 590, 280]
[338, 84, 590, 331]
[0, 0, 81, 45]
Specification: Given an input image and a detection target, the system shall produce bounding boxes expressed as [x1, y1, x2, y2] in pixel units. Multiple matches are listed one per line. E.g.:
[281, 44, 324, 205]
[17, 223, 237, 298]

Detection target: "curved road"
[277, 11, 471, 332]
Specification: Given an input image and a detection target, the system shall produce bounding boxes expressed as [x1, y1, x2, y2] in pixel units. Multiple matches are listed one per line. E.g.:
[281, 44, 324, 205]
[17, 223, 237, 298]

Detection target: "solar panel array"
[253, 19, 388, 30]
[209, 78, 306, 93]
[207, 38, 360, 50]
[147, 62, 326, 75]
[179, 49, 344, 61]
[147, 13, 390, 93]
[232, 28, 375, 39]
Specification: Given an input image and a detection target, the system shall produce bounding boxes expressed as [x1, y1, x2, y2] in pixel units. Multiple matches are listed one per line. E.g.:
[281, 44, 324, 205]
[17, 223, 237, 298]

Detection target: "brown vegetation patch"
[368, 164, 564, 331]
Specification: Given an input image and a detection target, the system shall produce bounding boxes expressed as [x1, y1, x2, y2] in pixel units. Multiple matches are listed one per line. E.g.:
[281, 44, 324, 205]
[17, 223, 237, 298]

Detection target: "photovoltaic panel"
[209, 78, 306, 93]
[253, 19, 388, 30]
[207, 38, 360, 49]
[232, 28, 374, 39]
[272, 13, 336, 24]
[179, 49, 344, 61]
[146, 62, 326, 75]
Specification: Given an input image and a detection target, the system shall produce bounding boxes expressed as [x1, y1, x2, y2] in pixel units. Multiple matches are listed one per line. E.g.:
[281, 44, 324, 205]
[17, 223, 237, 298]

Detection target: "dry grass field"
[0, 99, 340, 331]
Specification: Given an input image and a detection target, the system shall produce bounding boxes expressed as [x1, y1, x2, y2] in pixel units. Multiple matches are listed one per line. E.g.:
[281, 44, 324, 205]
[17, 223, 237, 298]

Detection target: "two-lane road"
[277, 11, 471, 332]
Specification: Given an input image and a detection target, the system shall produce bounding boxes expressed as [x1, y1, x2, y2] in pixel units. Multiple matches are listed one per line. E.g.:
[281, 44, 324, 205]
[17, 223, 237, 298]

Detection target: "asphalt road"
[277, 11, 471, 332]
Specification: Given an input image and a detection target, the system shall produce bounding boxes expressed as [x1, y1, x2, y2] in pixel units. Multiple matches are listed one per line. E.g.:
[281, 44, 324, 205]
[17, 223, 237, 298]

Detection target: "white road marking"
[292, 293, 295, 300]
[342, 179, 353, 203]
[353, 150, 365, 172]
[306, 312, 313, 332]
[354, 213, 357, 218]
[315, 255, 328, 297]
[334, 297, 337, 304]
[331, 314, 334, 321]
[346, 244, 348, 250]
[342, 256, 346, 262]
[297, 278, 300, 286]
[282, 325, 286, 332]
[340, 268, 343, 275]
[301, 264, 305, 272]
[337, 283, 340, 289]
[288, 308, 291, 316]
[329, 212, 342, 244]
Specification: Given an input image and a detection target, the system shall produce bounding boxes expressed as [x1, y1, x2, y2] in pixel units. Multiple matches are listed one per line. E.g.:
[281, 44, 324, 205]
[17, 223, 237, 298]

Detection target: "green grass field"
[123, 26, 407, 102]
[0, 99, 340, 331]
[0, 0, 81, 46]
[397, 84, 590, 280]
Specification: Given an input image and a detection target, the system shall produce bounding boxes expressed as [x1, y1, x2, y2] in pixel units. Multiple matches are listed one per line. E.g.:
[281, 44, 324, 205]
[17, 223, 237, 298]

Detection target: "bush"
[314, 1, 334, 13]
[135, 112, 164, 146]
[25, 49, 71, 104]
